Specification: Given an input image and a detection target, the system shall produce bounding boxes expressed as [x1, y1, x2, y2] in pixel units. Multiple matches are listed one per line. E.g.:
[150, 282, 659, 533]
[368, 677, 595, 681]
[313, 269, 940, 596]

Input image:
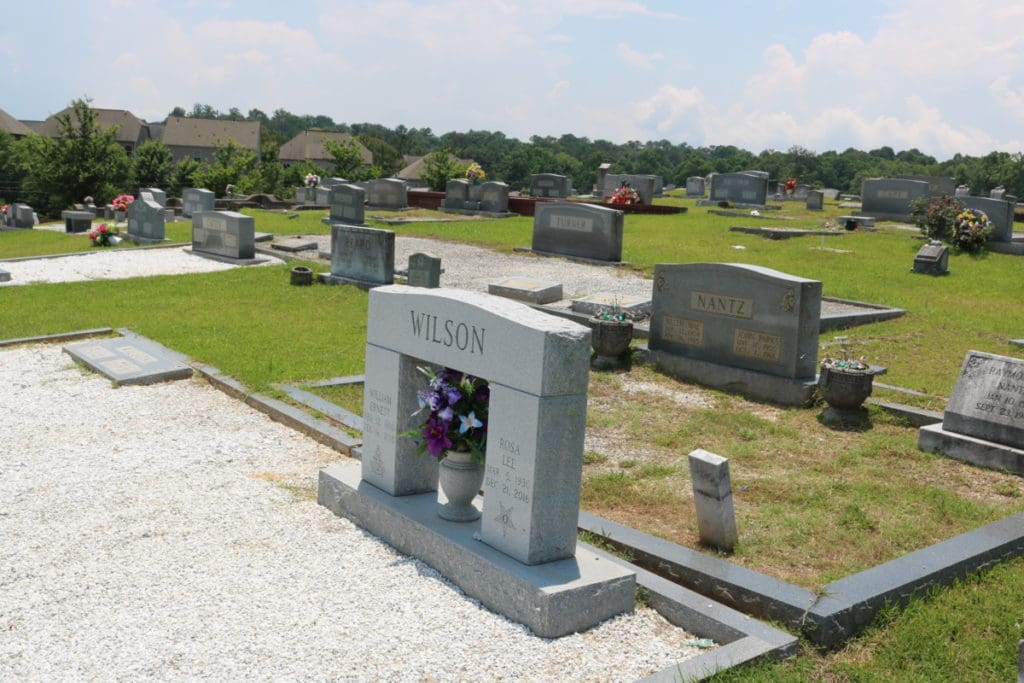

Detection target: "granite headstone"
[859, 178, 929, 221]
[406, 252, 441, 288]
[325, 224, 395, 287]
[531, 202, 624, 262]
[365, 178, 408, 209]
[530, 174, 572, 198]
[127, 194, 166, 243]
[709, 172, 769, 205]
[192, 210, 255, 260]
[328, 184, 366, 225]
[182, 188, 215, 218]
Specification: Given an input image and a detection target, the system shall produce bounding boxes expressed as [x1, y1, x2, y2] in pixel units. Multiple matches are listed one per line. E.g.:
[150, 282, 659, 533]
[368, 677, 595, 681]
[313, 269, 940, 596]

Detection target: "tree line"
[3, 98, 1023, 217]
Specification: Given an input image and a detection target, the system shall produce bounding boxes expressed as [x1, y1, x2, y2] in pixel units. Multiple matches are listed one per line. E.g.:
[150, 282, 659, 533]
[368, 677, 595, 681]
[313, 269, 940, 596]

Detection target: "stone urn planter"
[438, 450, 485, 522]
[818, 359, 874, 410]
[290, 266, 313, 286]
[591, 318, 634, 369]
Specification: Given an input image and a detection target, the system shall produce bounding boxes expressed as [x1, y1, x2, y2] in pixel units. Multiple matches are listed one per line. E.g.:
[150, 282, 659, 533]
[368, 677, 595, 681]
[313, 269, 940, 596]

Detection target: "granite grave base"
[318, 273, 388, 289]
[317, 461, 636, 639]
[184, 248, 268, 266]
[918, 423, 1024, 477]
[487, 277, 564, 304]
[513, 247, 630, 267]
[649, 349, 818, 406]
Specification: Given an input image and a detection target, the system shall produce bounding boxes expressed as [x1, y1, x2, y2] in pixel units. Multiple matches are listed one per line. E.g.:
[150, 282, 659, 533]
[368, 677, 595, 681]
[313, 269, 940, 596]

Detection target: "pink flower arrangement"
[609, 185, 640, 205]
[88, 223, 121, 247]
[111, 194, 134, 213]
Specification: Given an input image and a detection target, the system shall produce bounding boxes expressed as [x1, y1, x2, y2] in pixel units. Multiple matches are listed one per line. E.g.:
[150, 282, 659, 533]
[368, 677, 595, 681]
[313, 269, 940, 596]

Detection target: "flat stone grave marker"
[648, 262, 822, 405]
[127, 194, 166, 244]
[272, 236, 318, 252]
[532, 202, 624, 263]
[192, 210, 256, 261]
[182, 188, 215, 218]
[488, 276, 563, 304]
[919, 350, 1024, 476]
[321, 224, 394, 287]
[317, 285, 634, 638]
[63, 336, 193, 386]
[859, 178, 929, 221]
[406, 252, 441, 288]
[570, 293, 650, 318]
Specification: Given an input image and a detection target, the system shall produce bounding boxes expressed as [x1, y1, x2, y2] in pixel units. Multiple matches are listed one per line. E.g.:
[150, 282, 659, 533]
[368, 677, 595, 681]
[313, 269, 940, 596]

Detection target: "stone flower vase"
[591, 319, 633, 369]
[818, 364, 874, 410]
[290, 266, 313, 286]
[438, 449, 485, 522]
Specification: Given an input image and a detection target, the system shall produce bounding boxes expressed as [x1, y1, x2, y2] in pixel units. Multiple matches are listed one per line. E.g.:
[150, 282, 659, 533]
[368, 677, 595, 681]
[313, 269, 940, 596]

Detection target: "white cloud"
[616, 43, 662, 70]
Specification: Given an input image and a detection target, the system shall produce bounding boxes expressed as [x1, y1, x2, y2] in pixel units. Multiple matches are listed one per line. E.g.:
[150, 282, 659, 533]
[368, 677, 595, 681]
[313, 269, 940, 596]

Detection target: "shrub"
[912, 194, 963, 241]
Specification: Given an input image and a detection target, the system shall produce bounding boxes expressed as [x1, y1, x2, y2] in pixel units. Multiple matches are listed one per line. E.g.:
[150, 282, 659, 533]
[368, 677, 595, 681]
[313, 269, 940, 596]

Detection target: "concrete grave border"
[579, 510, 1024, 649]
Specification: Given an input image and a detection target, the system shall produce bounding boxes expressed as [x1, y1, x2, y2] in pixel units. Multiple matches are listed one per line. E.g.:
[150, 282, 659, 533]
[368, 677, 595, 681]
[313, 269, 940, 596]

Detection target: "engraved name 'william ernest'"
[409, 310, 486, 355]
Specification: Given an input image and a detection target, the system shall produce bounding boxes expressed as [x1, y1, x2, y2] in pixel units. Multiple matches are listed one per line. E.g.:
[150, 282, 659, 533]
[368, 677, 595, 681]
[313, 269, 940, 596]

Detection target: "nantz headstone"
[532, 202, 624, 263]
[192, 211, 256, 261]
[919, 351, 1024, 476]
[182, 188, 215, 218]
[649, 263, 821, 405]
[322, 224, 395, 287]
[127, 194, 166, 244]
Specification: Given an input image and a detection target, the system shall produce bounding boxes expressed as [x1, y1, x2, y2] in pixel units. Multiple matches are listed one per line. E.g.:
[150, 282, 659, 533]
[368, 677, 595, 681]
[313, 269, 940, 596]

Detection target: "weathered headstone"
[315, 187, 331, 205]
[442, 179, 468, 211]
[10, 203, 34, 228]
[898, 175, 956, 197]
[530, 173, 572, 198]
[918, 351, 1024, 475]
[990, 186, 1007, 200]
[531, 202, 624, 262]
[182, 188, 215, 218]
[595, 163, 612, 198]
[127, 194, 166, 244]
[806, 190, 824, 210]
[62, 336, 193, 386]
[793, 184, 811, 200]
[488, 277, 563, 304]
[327, 184, 366, 225]
[709, 172, 769, 205]
[478, 181, 509, 213]
[317, 285, 633, 638]
[406, 252, 441, 288]
[648, 263, 821, 405]
[192, 210, 256, 261]
[685, 177, 706, 197]
[913, 240, 949, 275]
[139, 187, 167, 206]
[322, 224, 395, 287]
[955, 185, 970, 198]
[859, 178, 929, 221]
[365, 178, 408, 209]
[61, 210, 94, 233]
[962, 196, 1015, 242]
[688, 449, 738, 552]
[295, 186, 316, 205]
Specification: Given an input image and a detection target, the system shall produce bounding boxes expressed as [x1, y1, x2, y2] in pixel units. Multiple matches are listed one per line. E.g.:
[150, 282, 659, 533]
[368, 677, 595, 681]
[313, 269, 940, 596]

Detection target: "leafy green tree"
[323, 136, 371, 180]
[19, 98, 132, 215]
[0, 129, 27, 204]
[420, 149, 467, 191]
[169, 158, 201, 197]
[133, 140, 173, 190]
[192, 140, 258, 197]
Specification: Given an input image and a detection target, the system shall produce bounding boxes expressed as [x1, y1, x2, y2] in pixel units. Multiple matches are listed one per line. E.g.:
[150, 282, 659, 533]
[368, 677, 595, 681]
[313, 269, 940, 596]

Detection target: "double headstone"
[327, 184, 366, 225]
[127, 193, 166, 244]
[709, 172, 769, 205]
[365, 178, 408, 209]
[859, 178, 930, 221]
[192, 210, 255, 260]
[919, 351, 1024, 476]
[648, 263, 822, 405]
[182, 188, 215, 218]
[685, 176, 706, 197]
[530, 173, 572, 198]
[962, 196, 1015, 242]
[531, 202, 624, 262]
[323, 224, 395, 287]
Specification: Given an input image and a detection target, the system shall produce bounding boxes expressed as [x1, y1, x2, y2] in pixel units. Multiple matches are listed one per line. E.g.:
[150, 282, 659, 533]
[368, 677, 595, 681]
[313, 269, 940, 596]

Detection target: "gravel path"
[0, 240, 708, 680]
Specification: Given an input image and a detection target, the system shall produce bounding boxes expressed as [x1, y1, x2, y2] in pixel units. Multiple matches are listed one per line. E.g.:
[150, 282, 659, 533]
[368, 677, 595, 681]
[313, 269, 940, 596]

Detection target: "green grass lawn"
[2, 200, 1023, 679]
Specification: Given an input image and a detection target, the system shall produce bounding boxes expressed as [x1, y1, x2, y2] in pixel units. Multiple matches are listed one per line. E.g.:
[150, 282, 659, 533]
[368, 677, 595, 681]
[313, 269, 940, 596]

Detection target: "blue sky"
[3, 0, 1023, 161]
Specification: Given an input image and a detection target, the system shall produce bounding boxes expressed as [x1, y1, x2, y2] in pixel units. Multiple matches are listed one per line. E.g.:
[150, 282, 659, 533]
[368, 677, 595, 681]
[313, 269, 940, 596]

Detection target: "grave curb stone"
[917, 423, 1024, 476]
[488, 277, 563, 304]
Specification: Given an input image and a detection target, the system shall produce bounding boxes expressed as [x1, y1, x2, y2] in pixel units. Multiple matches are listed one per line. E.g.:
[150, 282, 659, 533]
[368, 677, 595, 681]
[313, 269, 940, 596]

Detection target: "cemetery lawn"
[3, 202, 1024, 678]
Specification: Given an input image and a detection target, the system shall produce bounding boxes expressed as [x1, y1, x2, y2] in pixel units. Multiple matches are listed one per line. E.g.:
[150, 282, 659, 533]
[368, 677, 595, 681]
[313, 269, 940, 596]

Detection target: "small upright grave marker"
[912, 240, 949, 275]
[806, 190, 824, 210]
[686, 176, 706, 197]
[688, 449, 738, 552]
[62, 210, 94, 233]
[9, 203, 34, 228]
[406, 252, 441, 288]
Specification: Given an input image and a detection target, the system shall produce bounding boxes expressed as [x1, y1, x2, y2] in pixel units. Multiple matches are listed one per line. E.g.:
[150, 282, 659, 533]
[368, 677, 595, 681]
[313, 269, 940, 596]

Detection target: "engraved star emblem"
[371, 446, 385, 476]
[494, 503, 517, 538]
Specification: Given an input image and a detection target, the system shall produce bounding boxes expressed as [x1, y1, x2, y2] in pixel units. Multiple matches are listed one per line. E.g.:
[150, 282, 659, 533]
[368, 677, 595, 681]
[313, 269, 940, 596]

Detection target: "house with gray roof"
[38, 107, 150, 153]
[161, 117, 261, 163]
[0, 107, 33, 138]
[279, 130, 372, 171]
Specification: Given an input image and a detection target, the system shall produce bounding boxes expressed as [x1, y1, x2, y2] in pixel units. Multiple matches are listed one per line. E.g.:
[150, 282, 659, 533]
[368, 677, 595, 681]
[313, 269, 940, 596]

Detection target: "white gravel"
[0, 238, 709, 680]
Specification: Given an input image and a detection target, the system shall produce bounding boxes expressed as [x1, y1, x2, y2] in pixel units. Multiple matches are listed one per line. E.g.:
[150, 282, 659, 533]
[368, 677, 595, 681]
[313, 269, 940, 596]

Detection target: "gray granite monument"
[806, 190, 824, 210]
[859, 178, 929, 221]
[532, 202, 624, 262]
[689, 449, 738, 553]
[709, 172, 769, 206]
[365, 178, 408, 209]
[685, 177, 706, 197]
[316, 285, 634, 638]
[182, 188, 215, 218]
[321, 224, 395, 287]
[962, 196, 1015, 242]
[192, 210, 256, 261]
[127, 194, 166, 244]
[530, 173, 572, 198]
[139, 187, 167, 206]
[406, 252, 441, 288]
[326, 184, 366, 225]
